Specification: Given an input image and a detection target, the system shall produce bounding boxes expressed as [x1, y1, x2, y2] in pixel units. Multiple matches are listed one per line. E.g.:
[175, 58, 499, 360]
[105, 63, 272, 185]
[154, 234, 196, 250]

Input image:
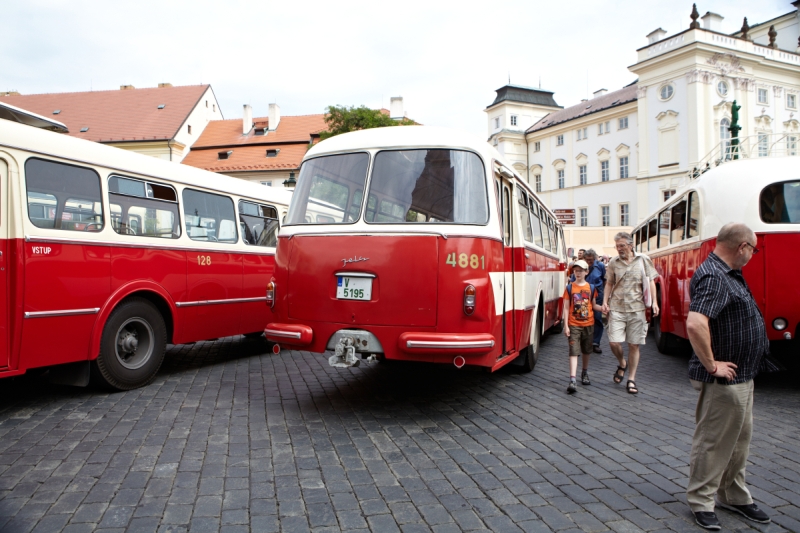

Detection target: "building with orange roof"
[182, 103, 326, 188]
[0, 84, 221, 162]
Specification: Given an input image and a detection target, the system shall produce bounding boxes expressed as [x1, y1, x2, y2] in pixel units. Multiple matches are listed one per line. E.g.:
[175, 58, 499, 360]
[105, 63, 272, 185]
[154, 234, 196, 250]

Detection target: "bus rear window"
[25, 158, 104, 232]
[366, 149, 488, 224]
[286, 153, 369, 225]
[761, 181, 800, 223]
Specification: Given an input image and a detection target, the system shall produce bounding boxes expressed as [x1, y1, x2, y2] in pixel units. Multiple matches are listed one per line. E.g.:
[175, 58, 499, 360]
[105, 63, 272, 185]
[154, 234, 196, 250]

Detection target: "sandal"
[613, 365, 627, 384]
[626, 380, 638, 394]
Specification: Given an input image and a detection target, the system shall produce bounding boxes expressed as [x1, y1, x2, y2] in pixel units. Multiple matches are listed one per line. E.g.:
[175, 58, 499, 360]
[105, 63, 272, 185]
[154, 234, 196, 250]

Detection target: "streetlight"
[283, 171, 296, 188]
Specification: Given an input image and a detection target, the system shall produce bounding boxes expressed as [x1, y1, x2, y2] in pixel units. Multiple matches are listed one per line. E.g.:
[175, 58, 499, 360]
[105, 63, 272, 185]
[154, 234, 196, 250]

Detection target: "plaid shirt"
[687, 253, 775, 384]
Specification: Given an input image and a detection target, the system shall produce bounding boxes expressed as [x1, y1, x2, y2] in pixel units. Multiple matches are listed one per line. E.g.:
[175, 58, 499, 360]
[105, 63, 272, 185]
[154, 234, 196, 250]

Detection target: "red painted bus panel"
[0, 237, 7, 369]
[111, 247, 187, 302]
[241, 252, 275, 335]
[184, 251, 243, 341]
[22, 243, 111, 368]
[287, 235, 439, 327]
[762, 233, 798, 339]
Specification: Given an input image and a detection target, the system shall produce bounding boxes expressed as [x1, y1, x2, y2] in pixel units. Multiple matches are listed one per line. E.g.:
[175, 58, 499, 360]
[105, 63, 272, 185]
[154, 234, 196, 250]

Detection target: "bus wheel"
[518, 308, 542, 373]
[93, 298, 167, 391]
[652, 314, 691, 355]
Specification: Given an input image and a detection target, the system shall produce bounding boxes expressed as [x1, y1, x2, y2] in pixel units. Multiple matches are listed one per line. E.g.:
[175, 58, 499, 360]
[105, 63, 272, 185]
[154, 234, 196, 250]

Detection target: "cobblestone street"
[1, 332, 798, 533]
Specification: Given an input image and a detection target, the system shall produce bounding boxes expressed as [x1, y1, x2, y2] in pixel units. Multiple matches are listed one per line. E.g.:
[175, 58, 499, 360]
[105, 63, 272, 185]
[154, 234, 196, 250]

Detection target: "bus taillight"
[464, 285, 476, 315]
[266, 281, 276, 308]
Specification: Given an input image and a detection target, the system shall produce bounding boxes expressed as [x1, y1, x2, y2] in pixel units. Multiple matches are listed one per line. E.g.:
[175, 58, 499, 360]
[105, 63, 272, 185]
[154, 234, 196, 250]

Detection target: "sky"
[1, 0, 790, 138]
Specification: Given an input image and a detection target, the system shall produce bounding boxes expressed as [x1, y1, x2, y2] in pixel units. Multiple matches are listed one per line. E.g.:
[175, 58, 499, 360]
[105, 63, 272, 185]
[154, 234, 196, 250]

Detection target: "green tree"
[318, 105, 415, 141]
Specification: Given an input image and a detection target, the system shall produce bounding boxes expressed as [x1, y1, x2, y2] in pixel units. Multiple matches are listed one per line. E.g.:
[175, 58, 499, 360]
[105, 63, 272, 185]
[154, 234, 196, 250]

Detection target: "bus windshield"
[286, 153, 369, 225]
[366, 149, 488, 224]
[760, 180, 800, 223]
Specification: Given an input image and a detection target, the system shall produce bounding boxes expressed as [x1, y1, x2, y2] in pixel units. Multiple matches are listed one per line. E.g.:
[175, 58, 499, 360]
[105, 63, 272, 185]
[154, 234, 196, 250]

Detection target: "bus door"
[0, 158, 7, 367]
[495, 173, 516, 354]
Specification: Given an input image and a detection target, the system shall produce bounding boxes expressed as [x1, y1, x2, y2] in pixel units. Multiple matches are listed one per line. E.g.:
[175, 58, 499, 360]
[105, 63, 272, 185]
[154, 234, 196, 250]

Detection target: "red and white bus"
[0, 118, 292, 389]
[632, 135, 799, 355]
[264, 126, 568, 372]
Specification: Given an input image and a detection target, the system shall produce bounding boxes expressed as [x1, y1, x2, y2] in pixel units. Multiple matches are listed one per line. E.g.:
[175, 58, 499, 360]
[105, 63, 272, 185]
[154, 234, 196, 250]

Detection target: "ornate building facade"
[487, 2, 800, 254]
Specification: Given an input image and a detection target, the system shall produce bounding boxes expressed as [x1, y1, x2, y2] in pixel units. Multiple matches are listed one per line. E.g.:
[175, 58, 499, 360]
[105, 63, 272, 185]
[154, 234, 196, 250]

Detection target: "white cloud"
[0, 0, 789, 136]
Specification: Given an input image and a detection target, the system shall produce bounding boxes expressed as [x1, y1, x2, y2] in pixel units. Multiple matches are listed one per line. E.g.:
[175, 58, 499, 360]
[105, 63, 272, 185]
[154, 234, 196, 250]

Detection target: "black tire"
[516, 308, 542, 373]
[92, 298, 167, 390]
[652, 313, 692, 356]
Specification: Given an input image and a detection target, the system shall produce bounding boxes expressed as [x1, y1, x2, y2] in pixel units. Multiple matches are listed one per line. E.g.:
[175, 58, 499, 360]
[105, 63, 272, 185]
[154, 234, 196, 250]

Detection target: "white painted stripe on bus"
[24, 307, 100, 319]
[24, 235, 276, 256]
[175, 297, 267, 308]
[264, 329, 302, 339]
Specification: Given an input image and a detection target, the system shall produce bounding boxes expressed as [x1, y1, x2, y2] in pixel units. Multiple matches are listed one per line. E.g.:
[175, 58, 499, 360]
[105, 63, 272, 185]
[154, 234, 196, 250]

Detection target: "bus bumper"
[264, 323, 313, 345]
[397, 333, 496, 355]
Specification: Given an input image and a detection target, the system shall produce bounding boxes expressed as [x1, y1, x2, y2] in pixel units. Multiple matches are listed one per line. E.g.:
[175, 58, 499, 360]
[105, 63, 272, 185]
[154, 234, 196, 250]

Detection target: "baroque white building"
[487, 2, 800, 254]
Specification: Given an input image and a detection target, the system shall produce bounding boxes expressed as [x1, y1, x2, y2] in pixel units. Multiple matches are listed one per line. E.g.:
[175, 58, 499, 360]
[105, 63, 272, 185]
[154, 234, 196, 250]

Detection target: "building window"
[663, 189, 676, 201]
[717, 81, 729, 97]
[758, 133, 769, 157]
[218, 150, 232, 160]
[601, 205, 610, 227]
[510, 115, 518, 126]
[605, 121, 610, 133]
[720, 118, 732, 159]
[788, 135, 798, 156]
[598, 123, 604, 135]
[266, 149, 280, 157]
[619, 156, 629, 178]
[205, 100, 208, 108]
[619, 204, 630, 226]
[261, 181, 272, 187]
[557, 170, 565, 189]
[212, 104, 216, 112]
[758, 88, 768, 104]
[577, 129, 582, 141]
[601, 161, 609, 182]
[579, 165, 587, 185]
[187, 125, 192, 135]
[579, 208, 588, 227]
[618, 117, 628, 130]
[659, 84, 674, 101]
[534, 141, 541, 152]
[535, 174, 542, 192]
[556, 135, 564, 146]
[788, 93, 797, 109]
[494, 117, 500, 129]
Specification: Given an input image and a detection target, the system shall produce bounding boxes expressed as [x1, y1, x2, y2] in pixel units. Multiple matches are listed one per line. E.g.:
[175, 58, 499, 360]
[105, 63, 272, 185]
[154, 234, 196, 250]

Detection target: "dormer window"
[218, 150, 233, 160]
[53, 110, 61, 115]
[254, 127, 267, 136]
[157, 104, 166, 109]
[80, 127, 89, 132]
[266, 149, 280, 157]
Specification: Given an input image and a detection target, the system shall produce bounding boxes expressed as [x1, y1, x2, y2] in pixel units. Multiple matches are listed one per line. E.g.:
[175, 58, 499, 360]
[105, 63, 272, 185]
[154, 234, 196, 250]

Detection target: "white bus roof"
[0, 119, 293, 207]
[0, 101, 69, 133]
[636, 156, 799, 235]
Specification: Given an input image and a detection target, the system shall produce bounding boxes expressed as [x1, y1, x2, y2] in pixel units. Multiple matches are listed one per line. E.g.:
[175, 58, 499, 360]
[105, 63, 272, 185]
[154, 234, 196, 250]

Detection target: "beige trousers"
[686, 380, 754, 512]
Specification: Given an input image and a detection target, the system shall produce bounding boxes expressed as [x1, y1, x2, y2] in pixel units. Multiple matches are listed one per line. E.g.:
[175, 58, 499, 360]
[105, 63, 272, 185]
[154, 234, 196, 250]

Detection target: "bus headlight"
[266, 281, 276, 308]
[464, 285, 476, 316]
[772, 318, 788, 331]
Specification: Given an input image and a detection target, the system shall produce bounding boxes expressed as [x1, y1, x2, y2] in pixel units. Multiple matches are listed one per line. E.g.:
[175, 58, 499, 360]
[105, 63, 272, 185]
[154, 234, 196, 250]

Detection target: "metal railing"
[688, 132, 799, 180]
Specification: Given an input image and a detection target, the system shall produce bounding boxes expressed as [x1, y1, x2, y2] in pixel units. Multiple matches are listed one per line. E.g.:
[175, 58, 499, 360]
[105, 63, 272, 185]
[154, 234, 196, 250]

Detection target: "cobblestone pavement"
[1, 331, 799, 533]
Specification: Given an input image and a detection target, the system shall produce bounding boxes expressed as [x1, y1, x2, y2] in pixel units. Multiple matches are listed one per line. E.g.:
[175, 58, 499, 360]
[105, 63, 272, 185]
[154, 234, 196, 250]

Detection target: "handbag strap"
[607, 255, 642, 302]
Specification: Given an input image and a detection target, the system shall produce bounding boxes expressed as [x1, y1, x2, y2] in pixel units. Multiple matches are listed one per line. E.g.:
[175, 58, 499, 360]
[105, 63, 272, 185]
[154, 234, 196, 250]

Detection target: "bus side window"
[502, 185, 511, 246]
[647, 218, 658, 251]
[551, 218, 559, 254]
[25, 158, 104, 232]
[183, 189, 238, 243]
[670, 199, 687, 244]
[365, 194, 378, 221]
[560, 227, 567, 260]
[687, 191, 700, 238]
[634, 228, 641, 251]
[108, 175, 180, 238]
[517, 190, 533, 242]
[529, 202, 544, 248]
[658, 210, 671, 248]
[239, 200, 279, 247]
[347, 190, 363, 222]
[540, 209, 552, 252]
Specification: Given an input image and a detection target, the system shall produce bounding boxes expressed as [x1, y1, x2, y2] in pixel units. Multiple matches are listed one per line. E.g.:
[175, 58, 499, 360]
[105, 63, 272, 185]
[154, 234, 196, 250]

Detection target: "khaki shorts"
[607, 310, 648, 345]
[568, 325, 594, 356]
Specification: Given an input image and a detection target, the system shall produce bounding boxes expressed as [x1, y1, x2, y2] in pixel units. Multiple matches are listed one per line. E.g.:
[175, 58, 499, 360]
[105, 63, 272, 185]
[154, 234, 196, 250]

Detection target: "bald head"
[717, 223, 755, 249]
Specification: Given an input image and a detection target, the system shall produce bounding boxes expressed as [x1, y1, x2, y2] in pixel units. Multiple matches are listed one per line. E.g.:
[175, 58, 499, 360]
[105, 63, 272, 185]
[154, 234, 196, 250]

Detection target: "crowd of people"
[560, 224, 774, 530]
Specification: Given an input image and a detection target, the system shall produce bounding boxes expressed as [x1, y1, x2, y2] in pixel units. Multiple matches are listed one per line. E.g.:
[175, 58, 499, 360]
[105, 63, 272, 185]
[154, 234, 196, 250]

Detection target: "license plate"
[337, 276, 372, 300]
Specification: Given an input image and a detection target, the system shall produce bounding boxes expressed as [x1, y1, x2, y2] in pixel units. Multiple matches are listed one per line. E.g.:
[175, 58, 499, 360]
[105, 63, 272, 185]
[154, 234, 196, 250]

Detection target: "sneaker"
[717, 502, 770, 524]
[693, 511, 721, 530]
[592, 344, 602, 354]
[581, 370, 591, 386]
[566, 381, 577, 394]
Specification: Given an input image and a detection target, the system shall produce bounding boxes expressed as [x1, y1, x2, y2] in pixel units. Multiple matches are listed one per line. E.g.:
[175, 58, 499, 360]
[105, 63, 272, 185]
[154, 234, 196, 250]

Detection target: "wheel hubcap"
[114, 318, 154, 370]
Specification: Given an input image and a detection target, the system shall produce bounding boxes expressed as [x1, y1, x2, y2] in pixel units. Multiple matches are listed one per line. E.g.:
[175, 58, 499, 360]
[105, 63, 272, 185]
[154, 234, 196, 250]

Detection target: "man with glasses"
[685, 223, 776, 530]
[601, 232, 659, 394]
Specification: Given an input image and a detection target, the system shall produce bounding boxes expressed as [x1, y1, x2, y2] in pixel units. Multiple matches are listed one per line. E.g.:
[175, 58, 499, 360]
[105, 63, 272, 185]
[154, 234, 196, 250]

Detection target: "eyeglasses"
[742, 242, 760, 254]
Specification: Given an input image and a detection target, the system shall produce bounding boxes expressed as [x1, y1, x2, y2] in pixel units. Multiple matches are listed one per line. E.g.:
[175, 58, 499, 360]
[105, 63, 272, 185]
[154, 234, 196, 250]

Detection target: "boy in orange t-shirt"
[563, 260, 602, 394]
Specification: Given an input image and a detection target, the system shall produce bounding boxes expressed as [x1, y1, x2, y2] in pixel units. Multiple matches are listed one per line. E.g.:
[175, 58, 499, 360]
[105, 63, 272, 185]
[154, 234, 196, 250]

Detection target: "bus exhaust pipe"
[454, 356, 465, 369]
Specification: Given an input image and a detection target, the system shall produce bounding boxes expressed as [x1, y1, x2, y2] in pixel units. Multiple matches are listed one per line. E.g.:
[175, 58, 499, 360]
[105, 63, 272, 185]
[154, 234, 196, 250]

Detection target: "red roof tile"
[190, 114, 327, 148]
[0, 85, 211, 142]
[182, 143, 311, 173]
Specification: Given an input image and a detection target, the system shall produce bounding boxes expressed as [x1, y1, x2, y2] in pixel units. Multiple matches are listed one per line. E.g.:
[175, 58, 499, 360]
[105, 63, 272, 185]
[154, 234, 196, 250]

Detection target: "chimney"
[268, 104, 281, 131]
[120, 85, 135, 90]
[646, 28, 667, 44]
[158, 82, 173, 88]
[702, 12, 724, 32]
[242, 104, 253, 135]
[593, 89, 608, 99]
[390, 97, 404, 120]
